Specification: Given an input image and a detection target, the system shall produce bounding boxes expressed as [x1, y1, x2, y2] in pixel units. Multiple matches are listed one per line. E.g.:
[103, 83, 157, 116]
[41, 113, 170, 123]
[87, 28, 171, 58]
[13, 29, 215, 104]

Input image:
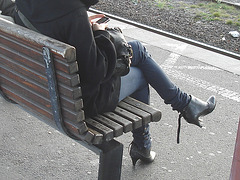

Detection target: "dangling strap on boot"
[177, 95, 216, 144]
[177, 113, 183, 144]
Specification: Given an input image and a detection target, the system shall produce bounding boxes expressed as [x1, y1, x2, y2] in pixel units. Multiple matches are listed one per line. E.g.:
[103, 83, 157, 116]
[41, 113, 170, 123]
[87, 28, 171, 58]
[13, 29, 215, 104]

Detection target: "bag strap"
[16, 8, 40, 33]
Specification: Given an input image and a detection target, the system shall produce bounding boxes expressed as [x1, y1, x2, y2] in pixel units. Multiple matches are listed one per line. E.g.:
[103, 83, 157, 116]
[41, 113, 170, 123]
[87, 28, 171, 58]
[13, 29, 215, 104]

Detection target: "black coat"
[15, 0, 121, 117]
[0, 0, 15, 17]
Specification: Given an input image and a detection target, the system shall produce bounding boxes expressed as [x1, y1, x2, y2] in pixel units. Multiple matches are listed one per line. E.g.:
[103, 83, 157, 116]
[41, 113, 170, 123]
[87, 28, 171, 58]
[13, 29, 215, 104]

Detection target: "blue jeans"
[119, 40, 190, 149]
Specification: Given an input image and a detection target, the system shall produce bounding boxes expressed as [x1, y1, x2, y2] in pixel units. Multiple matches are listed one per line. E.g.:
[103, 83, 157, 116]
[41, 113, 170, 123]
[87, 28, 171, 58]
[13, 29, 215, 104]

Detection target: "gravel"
[93, 0, 240, 55]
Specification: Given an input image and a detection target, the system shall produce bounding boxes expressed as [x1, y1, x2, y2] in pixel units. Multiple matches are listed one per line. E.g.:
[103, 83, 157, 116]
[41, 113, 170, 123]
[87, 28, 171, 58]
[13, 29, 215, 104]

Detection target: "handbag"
[106, 27, 132, 76]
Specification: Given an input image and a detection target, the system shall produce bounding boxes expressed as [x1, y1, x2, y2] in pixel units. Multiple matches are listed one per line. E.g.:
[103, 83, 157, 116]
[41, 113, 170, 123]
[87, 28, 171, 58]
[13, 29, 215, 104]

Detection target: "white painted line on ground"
[161, 53, 240, 103]
[175, 66, 220, 70]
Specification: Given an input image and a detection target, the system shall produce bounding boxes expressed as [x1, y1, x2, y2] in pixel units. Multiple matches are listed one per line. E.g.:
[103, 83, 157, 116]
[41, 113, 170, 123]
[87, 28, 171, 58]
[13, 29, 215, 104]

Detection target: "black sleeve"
[0, 0, 15, 17]
[65, 10, 117, 91]
[80, 0, 99, 8]
[93, 30, 117, 82]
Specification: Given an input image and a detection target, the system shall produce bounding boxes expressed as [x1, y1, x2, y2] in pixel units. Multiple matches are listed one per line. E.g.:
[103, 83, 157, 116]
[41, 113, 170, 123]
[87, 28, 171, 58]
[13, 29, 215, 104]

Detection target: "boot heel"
[129, 142, 156, 166]
[182, 95, 216, 126]
[131, 156, 140, 166]
[177, 95, 216, 143]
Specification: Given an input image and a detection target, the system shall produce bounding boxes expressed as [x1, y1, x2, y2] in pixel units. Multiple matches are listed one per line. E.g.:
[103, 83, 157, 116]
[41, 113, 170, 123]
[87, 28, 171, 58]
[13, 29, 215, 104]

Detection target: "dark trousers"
[119, 40, 190, 149]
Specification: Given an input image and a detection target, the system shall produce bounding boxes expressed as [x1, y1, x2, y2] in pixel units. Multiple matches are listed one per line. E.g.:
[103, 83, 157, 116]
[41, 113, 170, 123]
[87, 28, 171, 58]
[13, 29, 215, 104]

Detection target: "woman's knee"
[128, 40, 146, 65]
[128, 40, 144, 52]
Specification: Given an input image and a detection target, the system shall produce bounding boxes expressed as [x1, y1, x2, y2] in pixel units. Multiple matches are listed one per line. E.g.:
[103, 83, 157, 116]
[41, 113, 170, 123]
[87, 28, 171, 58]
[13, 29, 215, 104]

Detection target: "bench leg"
[96, 140, 123, 180]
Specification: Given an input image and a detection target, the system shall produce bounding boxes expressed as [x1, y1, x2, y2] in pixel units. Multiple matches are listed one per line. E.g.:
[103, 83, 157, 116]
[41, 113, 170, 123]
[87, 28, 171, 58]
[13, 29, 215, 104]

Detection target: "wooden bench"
[0, 17, 162, 180]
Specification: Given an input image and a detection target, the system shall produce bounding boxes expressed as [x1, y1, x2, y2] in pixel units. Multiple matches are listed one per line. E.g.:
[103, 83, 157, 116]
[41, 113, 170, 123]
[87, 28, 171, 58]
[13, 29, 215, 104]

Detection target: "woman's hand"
[92, 23, 108, 31]
[89, 14, 105, 24]
[89, 14, 108, 31]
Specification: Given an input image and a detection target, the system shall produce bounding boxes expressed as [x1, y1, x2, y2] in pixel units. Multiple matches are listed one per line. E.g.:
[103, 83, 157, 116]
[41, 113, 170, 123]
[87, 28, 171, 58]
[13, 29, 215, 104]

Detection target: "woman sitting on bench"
[13, 0, 216, 166]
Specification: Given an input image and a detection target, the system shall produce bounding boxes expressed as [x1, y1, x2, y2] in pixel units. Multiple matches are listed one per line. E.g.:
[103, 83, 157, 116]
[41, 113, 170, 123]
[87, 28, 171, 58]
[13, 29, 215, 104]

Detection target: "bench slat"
[85, 118, 114, 142]
[0, 19, 76, 62]
[64, 120, 88, 135]
[118, 101, 151, 125]
[103, 112, 133, 133]
[61, 95, 83, 112]
[1, 71, 83, 111]
[58, 83, 81, 100]
[92, 115, 123, 137]
[123, 97, 162, 122]
[62, 107, 85, 123]
[56, 70, 80, 87]
[0, 70, 49, 99]
[1, 84, 84, 123]
[88, 128, 104, 144]
[0, 53, 80, 88]
[0, 39, 79, 74]
[1, 86, 53, 119]
[1, 64, 82, 100]
[114, 106, 142, 129]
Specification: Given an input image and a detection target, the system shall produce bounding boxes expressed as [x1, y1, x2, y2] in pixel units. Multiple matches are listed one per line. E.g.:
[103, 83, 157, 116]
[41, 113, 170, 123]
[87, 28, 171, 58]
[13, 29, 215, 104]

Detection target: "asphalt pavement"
[1, 13, 240, 180]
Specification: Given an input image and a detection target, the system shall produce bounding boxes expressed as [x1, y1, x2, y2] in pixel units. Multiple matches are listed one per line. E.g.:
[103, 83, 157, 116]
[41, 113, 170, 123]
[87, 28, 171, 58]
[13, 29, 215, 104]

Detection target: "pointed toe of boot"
[182, 95, 216, 127]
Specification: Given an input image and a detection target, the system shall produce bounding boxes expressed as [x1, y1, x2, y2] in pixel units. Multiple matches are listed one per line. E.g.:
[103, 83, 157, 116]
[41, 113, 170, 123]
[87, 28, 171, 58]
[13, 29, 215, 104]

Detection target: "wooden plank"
[1, 86, 53, 120]
[56, 70, 80, 87]
[1, 85, 100, 144]
[1, 55, 48, 86]
[123, 97, 162, 122]
[65, 129, 95, 144]
[62, 107, 85, 123]
[93, 115, 123, 137]
[88, 128, 104, 144]
[0, 40, 78, 74]
[1, 73, 48, 100]
[0, 18, 76, 62]
[114, 106, 142, 130]
[58, 83, 81, 100]
[0, 72, 82, 111]
[0, 66, 82, 100]
[85, 118, 114, 142]
[54, 58, 79, 75]
[103, 112, 133, 133]
[82, 130, 96, 144]
[1, 84, 83, 123]
[61, 96, 83, 112]
[64, 120, 88, 135]
[118, 101, 151, 125]
[1, 55, 80, 87]
[1, 76, 51, 107]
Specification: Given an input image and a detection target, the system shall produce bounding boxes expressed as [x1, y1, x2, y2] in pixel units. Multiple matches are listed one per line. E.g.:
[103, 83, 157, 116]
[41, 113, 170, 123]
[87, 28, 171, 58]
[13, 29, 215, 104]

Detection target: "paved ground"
[223, 0, 240, 6]
[1, 13, 240, 180]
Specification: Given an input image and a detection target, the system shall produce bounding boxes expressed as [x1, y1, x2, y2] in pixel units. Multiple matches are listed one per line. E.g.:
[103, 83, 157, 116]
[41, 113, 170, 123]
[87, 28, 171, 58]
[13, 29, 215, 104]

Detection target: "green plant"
[213, 12, 221, 17]
[156, 1, 166, 9]
[154, 0, 240, 28]
[226, 20, 233, 25]
[235, 22, 240, 27]
[190, 5, 198, 8]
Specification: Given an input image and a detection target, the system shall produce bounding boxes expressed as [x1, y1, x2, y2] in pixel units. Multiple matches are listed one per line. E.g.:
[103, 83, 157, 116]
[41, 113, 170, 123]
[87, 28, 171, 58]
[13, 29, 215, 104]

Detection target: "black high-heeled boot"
[177, 95, 216, 143]
[129, 142, 156, 166]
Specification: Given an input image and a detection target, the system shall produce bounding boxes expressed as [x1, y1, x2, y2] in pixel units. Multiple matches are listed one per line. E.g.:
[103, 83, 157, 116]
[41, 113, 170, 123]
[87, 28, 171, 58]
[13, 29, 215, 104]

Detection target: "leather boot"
[177, 95, 216, 143]
[129, 142, 156, 166]
[181, 95, 216, 127]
